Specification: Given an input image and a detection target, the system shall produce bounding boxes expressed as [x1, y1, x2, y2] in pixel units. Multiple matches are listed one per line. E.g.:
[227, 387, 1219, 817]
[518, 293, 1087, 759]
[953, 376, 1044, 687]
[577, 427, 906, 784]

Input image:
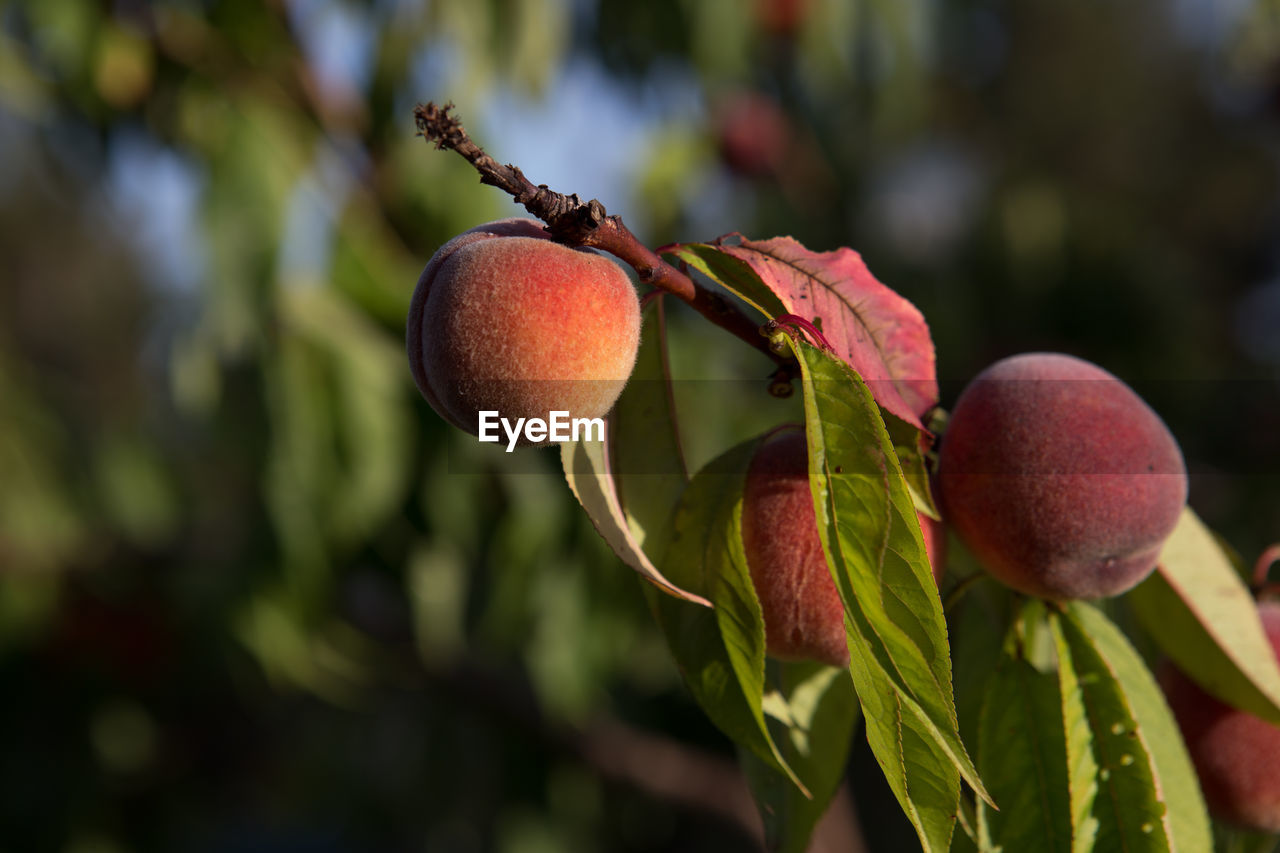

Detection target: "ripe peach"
[936, 353, 1186, 600]
[740, 426, 945, 668]
[920, 512, 947, 585]
[406, 218, 641, 443]
[1161, 601, 1280, 832]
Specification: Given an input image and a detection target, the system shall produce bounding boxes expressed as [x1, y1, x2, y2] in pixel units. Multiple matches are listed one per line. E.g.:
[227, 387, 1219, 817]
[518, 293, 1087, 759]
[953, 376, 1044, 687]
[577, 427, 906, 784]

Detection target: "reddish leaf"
[716, 235, 938, 428]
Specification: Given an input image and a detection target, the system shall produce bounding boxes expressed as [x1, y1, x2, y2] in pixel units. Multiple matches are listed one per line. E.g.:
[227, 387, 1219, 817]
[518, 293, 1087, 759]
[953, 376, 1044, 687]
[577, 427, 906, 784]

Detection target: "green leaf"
[665, 241, 787, 318]
[790, 340, 988, 852]
[949, 581, 1008, 759]
[1065, 603, 1212, 853]
[281, 287, 412, 547]
[952, 796, 988, 852]
[608, 293, 688, 558]
[743, 661, 860, 853]
[1129, 507, 1280, 726]
[976, 645, 1072, 852]
[560, 436, 709, 607]
[1051, 603, 1213, 853]
[649, 438, 806, 792]
[883, 407, 940, 520]
[864, 665, 964, 852]
[559, 294, 708, 608]
[1052, 613, 1100, 853]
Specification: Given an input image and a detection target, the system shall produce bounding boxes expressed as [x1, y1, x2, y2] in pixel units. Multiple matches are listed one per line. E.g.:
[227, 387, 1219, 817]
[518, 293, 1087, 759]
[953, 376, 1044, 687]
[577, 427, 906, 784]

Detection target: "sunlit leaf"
[1051, 603, 1212, 853]
[608, 294, 688, 556]
[1130, 507, 1280, 725]
[1064, 603, 1211, 853]
[790, 339, 987, 851]
[1054, 612, 1100, 853]
[667, 238, 938, 428]
[561, 435, 709, 607]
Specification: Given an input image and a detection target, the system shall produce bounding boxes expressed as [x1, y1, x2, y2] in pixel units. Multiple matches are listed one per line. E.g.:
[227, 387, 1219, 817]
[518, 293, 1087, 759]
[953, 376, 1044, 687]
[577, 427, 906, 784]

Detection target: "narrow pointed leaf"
[883, 406, 940, 519]
[743, 662, 860, 853]
[787, 339, 988, 850]
[649, 439, 806, 793]
[1130, 507, 1280, 725]
[952, 796, 989, 852]
[1066, 603, 1212, 853]
[1052, 603, 1212, 853]
[562, 436, 709, 606]
[608, 293, 688, 556]
[1052, 617, 1101, 853]
[976, 652, 1072, 853]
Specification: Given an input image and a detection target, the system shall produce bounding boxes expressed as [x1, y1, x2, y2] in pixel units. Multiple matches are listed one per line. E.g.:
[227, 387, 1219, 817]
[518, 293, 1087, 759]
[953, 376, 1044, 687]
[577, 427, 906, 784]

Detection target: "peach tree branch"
[412, 101, 791, 372]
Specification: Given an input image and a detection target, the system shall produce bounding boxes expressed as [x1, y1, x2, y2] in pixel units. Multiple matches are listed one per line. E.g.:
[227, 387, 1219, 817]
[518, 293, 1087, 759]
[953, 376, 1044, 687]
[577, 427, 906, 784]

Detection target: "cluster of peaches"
[407, 218, 1280, 834]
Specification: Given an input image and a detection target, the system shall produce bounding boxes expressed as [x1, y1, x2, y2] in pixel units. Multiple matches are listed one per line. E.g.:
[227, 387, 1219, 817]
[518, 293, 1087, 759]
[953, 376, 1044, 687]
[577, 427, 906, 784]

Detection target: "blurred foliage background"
[1, 0, 1279, 850]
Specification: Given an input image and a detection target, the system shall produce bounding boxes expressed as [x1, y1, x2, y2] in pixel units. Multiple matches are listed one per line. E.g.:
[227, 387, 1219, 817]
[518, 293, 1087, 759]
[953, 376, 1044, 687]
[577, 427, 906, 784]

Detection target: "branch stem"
[413, 102, 789, 370]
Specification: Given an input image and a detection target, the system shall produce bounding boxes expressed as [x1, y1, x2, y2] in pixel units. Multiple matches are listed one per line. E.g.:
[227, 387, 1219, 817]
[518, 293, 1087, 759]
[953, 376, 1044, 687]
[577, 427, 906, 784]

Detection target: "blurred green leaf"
[0, 362, 85, 571]
[281, 286, 412, 545]
[93, 433, 179, 548]
[408, 541, 467, 663]
[0, 31, 54, 120]
[236, 587, 373, 704]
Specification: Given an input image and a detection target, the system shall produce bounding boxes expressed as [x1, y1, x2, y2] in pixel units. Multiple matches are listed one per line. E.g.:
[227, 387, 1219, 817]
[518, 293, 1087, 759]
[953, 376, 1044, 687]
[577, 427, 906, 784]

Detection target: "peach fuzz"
[407, 218, 641, 443]
[936, 353, 1186, 600]
[740, 426, 945, 669]
[1161, 601, 1280, 832]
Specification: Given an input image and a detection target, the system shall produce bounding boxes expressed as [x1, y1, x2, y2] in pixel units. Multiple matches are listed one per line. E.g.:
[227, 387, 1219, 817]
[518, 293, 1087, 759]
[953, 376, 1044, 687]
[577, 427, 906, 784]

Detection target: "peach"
[1161, 601, 1280, 832]
[936, 353, 1186, 600]
[920, 512, 947, 585]
[716, 92, 790, 179]
[406, 218, 641, 443]
[741, 425, 945, 668]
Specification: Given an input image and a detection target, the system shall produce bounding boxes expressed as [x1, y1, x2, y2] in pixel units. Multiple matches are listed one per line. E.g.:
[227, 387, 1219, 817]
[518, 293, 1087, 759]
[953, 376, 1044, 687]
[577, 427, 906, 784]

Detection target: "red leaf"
[719, 235, 938, 428]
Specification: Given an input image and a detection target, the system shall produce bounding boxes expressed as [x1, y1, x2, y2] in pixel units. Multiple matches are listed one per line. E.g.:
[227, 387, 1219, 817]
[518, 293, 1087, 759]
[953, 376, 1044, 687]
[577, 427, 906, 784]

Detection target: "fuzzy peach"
[936, 353, 1186, 600]
[741, 426, 945, 668]
[1161, 601, 1280, 832]
[920, 512, 947, 586]
[407, 218, 641, 443]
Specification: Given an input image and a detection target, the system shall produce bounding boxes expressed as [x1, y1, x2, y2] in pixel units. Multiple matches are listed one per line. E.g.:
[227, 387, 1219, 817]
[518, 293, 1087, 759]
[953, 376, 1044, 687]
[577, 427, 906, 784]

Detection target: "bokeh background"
[2, 0, 1279, 850]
